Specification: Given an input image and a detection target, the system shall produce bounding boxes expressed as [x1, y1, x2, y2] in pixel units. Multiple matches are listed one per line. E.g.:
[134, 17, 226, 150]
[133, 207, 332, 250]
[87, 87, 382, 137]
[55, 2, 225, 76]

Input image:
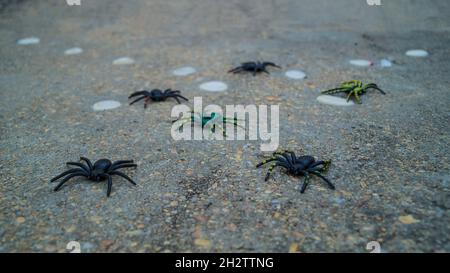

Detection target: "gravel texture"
[0, 0, 449, 253]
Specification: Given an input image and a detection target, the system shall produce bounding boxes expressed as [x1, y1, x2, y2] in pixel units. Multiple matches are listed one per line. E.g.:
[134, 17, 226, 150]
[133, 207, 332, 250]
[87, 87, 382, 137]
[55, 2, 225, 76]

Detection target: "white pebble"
[349, 59, 372, 67]
[285, 70, 306, 80]
[199, 81, 228, 92]
[379, 59, 393, 67]
[172, 66, 196, 76]
[64, 47, 83, 55]
[92, 100, 121, 111]
[406, 49, 429, 58]
[17, 37, 40, 45]
[113, 57, 135, 65]
[317, 95, 355, 106]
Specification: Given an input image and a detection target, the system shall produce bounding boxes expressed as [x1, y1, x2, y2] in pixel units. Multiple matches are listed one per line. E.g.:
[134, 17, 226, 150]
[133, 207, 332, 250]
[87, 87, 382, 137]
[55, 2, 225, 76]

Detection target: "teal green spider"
[173, 111, 244, 136]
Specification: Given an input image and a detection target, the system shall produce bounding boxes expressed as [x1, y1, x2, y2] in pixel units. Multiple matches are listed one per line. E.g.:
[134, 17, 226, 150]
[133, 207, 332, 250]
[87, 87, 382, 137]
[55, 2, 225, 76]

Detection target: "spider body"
[228, 61, 281, 76]
[129, 89, 188, 108]
[321, 80, 385, 104]
[256, 150, 334, 193]
[50, 157, 137, 197]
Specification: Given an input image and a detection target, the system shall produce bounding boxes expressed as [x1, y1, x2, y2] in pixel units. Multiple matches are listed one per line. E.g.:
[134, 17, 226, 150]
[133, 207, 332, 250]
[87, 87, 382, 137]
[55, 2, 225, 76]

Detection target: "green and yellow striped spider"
[174, 111, 244, 136]
[321, 80, 386, 104]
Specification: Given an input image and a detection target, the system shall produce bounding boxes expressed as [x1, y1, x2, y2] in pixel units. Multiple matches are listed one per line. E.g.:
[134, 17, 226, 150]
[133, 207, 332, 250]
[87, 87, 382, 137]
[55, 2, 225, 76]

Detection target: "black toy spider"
[256, 150, 335, 193]
[228, 61, 281, 76]
[50, 157, 137, 197]
[129, 89, 188, 108]
[321, 80, 386, 104]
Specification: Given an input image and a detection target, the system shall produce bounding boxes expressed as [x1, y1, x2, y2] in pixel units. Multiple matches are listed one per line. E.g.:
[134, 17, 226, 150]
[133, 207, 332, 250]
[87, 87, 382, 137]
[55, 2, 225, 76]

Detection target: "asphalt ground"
[0, 0, 449, 252]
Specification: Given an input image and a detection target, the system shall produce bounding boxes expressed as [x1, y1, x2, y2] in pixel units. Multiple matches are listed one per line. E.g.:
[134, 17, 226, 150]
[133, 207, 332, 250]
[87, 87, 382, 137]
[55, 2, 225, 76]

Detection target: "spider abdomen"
[150, 90, 166, 101]
[93, 159, 112, 171]
[295, 156, 315, 167]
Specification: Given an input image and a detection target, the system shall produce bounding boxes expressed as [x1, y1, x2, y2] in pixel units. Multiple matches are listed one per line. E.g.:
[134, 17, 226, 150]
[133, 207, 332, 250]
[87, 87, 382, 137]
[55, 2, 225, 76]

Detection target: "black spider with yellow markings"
[256, 150, 334, 193]
[321, 80, 385, 104]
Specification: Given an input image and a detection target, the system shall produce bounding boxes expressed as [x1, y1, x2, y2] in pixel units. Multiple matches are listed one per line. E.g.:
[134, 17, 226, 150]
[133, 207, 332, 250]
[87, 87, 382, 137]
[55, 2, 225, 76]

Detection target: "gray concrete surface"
[0, 0, 449, 252]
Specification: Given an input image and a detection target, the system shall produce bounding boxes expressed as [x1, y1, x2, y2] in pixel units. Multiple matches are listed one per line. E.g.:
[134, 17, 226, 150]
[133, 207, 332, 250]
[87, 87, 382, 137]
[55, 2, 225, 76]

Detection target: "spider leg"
[287, 151, 297, 162]
[128, 91, 149, 99]
[366, 84, 386, 95]
[111, 160, 134, 168]
[262, 69, 270, 75]
[272, 151, 289, 163]
[300, 173, 310, 194]
[174, 117, 194, 124]
[372, 87, 386, 95]
[265, 163, 277, 181]
[80, 157, 93, 170]
[286, 151, 297, 163]
[264, 162, 289, 181]
[144, 97, 153, 109]
[346, 90, 354, 102]
[223, 119, 245, 130]
[306, 166, 328, 173]
[51, 168, 87, 182]
[66, 162, 90, 174]
[272, 151, 294, 164]
[263, 62, 282, 69]
[102, 174, 113, 197]
[174, 94, 189, 101]
[354, 92, 362, 104]
[53, 172, 87, 191]
[204, 120, 226, 138]
[176, 112, 202, 126]
[256, 157, 279, 168]
[129, 96, 146, 106]
[309, 171, 335, 190]
[111, 163, 137, 171]
[256, 154, 288, 168]
[321, 87, 349, 95]
[228, 67, 243, 73]
[109, 171, 137, 186]
[309, 160, 331, 170]
[172, 96, 181, 104]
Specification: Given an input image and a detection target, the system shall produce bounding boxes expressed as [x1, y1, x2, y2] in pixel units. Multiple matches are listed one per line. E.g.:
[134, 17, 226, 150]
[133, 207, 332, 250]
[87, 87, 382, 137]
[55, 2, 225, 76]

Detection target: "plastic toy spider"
[50, 157, 137, 197]
[228, 61, 281, 76]
[321, 80, 385, 104]
[174, 111, 243, 136]
[129, 89, 188, 108]
[256, 150, 334, 193]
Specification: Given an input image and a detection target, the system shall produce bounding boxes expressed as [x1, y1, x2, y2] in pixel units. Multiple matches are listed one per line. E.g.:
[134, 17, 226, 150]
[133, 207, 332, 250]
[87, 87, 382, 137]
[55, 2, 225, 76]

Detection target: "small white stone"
[406, 50, 429, 58]
[317, 95, 355, 106]
[113, 57, 135, 65]
[64, 47, 83, 55]
[285, 70, 306, 80]
[172, 66, 196, 76]
[379, 59, 393, 67]
[199, 81, 228, 92]
[349, 59, 372, 67]
[17, 37, 40, 45]
[92, 100, 121, 111]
